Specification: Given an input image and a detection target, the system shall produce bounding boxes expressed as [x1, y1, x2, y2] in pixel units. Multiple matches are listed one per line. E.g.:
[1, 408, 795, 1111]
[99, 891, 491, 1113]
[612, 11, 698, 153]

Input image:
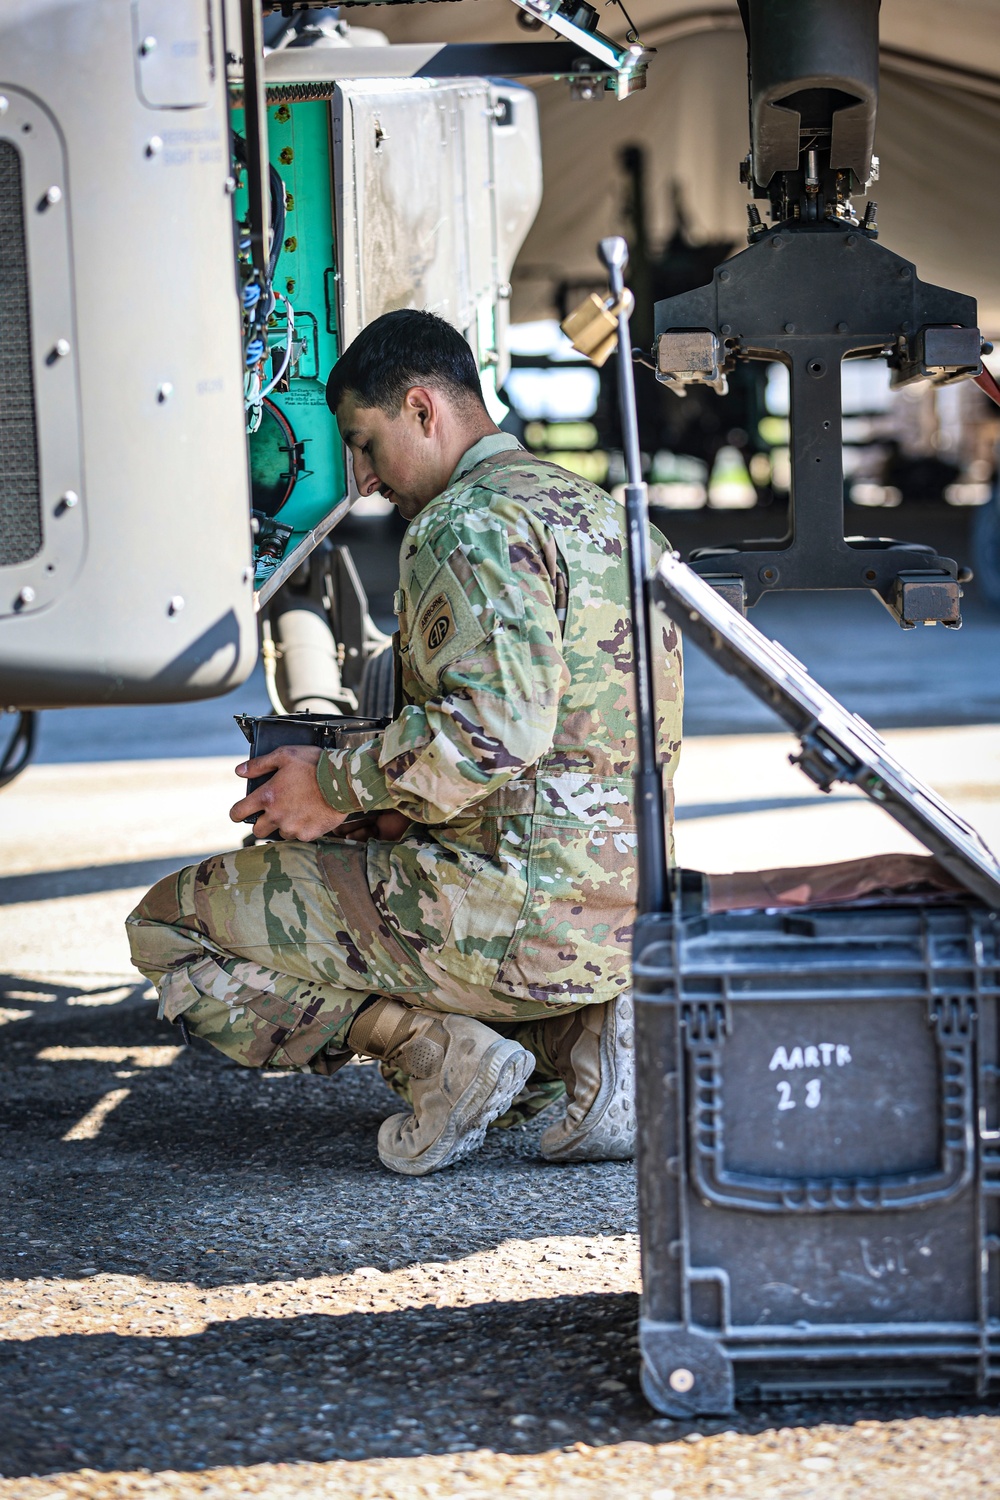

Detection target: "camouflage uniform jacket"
[317, 433, 683, 1005]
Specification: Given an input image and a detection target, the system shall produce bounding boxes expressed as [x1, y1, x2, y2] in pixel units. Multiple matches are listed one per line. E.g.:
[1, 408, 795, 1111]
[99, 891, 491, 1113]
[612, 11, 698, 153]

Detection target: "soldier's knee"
[128, 870, 184, 929]
[125, 868, 202, 983]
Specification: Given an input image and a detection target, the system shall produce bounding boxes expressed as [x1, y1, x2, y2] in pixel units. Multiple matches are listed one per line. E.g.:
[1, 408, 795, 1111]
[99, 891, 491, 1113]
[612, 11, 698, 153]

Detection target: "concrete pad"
[673, 722, 1000, 872]
[2, 723, 998, 980]
[2, 756, 247, 875]
[1, 756, 248, 978]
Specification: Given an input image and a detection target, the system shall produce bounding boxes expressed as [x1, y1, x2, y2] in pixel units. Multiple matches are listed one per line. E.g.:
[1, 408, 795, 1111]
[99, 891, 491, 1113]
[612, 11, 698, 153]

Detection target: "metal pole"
[598, 235, 667, 916]
[239, 0, 270, 279]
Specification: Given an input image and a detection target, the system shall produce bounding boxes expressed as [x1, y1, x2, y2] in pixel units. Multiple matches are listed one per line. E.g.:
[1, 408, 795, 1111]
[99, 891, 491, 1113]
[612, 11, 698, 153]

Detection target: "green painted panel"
[232, 100, 346, 585]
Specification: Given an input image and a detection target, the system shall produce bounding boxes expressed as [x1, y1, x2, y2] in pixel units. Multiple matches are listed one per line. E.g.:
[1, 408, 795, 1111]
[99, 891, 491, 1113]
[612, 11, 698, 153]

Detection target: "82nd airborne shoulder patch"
[419, 591, 455, 658]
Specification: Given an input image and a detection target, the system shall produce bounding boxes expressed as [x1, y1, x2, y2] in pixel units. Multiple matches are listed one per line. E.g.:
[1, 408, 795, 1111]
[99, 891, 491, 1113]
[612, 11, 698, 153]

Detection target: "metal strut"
[598, 236, 668, 917]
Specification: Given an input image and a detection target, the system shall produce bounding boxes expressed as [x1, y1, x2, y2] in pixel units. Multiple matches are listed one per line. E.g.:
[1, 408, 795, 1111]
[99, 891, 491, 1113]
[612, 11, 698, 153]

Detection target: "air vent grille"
[0, 140, 41, 566]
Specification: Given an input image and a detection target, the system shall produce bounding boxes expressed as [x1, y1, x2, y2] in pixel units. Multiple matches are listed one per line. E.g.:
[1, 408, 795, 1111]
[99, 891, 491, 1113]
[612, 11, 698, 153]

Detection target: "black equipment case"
[634, 555, 1000, 1416]
[234, 712, 388, 829]
[551, 234, 1000, 1417]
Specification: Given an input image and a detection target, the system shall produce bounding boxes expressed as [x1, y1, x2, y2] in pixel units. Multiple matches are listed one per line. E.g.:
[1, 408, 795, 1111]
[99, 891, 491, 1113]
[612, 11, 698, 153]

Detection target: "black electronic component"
[234, 711, 389, 831]
[651, 0, 983, 626]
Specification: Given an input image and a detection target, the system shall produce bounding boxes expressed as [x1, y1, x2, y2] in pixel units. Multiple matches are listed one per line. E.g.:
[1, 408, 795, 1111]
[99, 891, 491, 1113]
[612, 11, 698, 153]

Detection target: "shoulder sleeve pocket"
[410, 549, 498, 687]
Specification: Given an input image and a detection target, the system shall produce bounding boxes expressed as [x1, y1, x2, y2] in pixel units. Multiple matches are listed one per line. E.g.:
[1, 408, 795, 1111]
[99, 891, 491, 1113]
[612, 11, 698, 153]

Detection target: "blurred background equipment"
[650, 0, 984, 626]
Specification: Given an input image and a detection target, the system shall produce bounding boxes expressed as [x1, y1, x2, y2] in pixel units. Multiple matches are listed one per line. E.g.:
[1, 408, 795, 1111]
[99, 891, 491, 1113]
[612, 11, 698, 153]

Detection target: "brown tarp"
[705, 852, 966, 913]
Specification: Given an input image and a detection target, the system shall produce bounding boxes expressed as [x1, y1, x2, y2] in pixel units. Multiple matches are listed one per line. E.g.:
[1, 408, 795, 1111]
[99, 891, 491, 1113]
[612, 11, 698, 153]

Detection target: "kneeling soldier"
[127, 310, 682, 1175]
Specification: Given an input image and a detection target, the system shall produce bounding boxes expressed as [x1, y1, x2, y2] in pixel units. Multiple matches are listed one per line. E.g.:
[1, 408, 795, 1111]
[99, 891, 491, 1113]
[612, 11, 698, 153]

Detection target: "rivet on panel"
[0, 97, 8, 115]
[668, 1368, 695, 1393]
[157, 382, 174, 403]
[43, 185, 62, 207]
[140, 35, 157, 55]
[60, 489, 79, 511]
[16, 586, 36, 607]
[146, 136, 164, 158]
[168, 596, 185, 616]
[54, 338, 71, 359]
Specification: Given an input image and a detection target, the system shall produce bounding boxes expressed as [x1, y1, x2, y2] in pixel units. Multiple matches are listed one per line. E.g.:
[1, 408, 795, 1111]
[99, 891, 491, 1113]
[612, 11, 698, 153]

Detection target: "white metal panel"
[0, 0, 256, 705]
[132, 0, 213, 109]
[488, 82, 542, 379]
[332, 77, 541, 370]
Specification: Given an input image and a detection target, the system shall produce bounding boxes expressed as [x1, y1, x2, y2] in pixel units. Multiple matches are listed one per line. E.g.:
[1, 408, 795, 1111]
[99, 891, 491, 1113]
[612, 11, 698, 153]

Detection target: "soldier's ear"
[403, 385, 438, 434]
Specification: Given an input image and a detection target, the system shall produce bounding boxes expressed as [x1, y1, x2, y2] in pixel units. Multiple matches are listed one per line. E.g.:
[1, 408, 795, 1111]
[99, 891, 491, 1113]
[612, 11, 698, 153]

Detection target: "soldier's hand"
[325, 809, 413, 843]
[231, 745, 350, 841]
[375, 811, 412, 841]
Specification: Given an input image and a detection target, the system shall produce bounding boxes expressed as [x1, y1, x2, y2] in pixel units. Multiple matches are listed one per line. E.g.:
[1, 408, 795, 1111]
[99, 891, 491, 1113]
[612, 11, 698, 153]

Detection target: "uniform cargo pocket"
[494, 819, 636, 1001]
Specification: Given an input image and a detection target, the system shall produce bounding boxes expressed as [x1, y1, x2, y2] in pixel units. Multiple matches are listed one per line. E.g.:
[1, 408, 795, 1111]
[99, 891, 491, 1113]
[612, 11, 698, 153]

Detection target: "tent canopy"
[371, 0, 1000, 329]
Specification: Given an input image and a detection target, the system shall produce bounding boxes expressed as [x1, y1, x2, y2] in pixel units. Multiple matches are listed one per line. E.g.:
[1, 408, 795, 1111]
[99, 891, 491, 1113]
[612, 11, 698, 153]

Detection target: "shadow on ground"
[2, 976, 995, 1482]
[0, 974, 636, 1290]
[0, 1293, 648, 1474]
[0, 1294, 992, 1479]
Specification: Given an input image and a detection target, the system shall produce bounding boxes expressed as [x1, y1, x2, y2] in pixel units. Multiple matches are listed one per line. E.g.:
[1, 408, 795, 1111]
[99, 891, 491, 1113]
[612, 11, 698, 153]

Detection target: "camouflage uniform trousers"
[127, 836, 594, 1084]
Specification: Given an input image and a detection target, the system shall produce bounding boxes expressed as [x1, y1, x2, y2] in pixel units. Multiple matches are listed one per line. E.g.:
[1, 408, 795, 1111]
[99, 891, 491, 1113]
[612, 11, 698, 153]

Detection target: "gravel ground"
[2, 975, 1000, 1499]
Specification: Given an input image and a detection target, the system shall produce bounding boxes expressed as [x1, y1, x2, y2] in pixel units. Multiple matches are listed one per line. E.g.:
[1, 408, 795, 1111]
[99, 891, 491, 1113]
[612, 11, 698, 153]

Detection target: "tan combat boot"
[347, 998, 534, 1176]
[530, 994, 636, 1162]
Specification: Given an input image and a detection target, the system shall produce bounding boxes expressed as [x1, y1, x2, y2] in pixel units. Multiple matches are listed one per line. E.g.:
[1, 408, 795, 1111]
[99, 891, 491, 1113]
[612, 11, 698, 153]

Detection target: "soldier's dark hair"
[326, 309, 487, 417]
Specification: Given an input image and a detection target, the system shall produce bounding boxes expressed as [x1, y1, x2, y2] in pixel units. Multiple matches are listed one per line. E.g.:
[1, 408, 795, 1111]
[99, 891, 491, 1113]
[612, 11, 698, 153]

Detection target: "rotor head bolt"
[668, 1368, 695, 1393]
